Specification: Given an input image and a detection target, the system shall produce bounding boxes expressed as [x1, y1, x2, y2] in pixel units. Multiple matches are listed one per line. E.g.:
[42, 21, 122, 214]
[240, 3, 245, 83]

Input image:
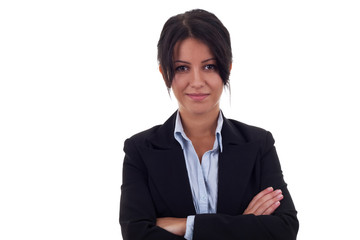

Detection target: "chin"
[183, 105, 219, 116]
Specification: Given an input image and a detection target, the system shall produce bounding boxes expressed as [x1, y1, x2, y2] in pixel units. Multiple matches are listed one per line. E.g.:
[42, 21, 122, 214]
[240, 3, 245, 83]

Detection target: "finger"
[156, 217, 186, 236]
[244, 187, 275, 214]
[246, 187, 274, 210]
[246, 189, 282, 215]
[156, 217, 166, 227]
[254, 191, 283, 215]
[263, 201, 281, 215]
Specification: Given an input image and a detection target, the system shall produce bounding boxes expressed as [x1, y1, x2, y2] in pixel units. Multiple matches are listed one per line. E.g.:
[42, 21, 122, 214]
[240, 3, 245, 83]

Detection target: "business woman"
[120, 9, 299, 240]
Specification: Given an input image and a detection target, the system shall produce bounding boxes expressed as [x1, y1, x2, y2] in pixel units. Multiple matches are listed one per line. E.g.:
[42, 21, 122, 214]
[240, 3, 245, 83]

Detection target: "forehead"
[173, 38, 214, 61]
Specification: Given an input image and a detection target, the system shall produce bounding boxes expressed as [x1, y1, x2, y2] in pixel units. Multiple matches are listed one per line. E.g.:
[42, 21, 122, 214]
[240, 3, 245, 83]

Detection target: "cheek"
[210, 77, 224, 94]
[170, 80, 182, 99]
[215, 86, 224, 99]
[171, 76, 187, 92]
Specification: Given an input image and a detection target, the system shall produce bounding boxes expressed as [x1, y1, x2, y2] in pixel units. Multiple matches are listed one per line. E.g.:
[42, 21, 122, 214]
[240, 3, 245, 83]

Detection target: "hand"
[243, 187, 283, 216]
[156, 217, 187, 236]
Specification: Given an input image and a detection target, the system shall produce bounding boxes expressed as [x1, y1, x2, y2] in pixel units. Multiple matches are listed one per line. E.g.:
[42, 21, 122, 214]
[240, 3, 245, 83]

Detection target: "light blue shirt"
[174, 111, 223, 240]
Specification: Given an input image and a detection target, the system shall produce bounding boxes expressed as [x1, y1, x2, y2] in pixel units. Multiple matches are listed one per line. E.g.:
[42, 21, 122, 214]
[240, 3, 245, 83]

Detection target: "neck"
[179, 108, 220, 138]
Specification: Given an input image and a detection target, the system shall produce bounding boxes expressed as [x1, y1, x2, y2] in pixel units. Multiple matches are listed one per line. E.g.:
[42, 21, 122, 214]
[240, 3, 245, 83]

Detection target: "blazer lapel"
[217, 117, 260, 214]
[142, 112, 196, 217]
[142, 112, 261, 216]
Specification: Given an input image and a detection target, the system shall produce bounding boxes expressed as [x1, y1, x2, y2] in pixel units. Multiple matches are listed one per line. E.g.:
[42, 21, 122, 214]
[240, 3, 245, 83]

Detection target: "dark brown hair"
[157, 9, 233, 89]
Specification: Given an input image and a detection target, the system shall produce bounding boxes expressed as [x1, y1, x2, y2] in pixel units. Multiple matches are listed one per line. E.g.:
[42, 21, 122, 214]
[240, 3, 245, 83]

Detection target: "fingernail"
[267, 187, 274, 191]
[276, 189, 282, 194]
[275, 201, 280, 206]
[277, 194, 283, 199]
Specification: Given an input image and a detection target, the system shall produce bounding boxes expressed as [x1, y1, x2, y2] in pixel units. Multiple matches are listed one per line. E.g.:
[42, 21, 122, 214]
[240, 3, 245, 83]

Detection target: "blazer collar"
[221, 113, 248, 145]
[142, 111, 195, 216]
[145, 111, 259, 215]
[147, 111, 179, 149]
[217, 115, 260, 214]
[147, 111, 243, 148]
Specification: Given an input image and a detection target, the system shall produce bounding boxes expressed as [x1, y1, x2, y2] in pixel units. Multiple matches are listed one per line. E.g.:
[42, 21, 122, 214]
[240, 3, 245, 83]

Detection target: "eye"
[204, 64, 217, 71]
[175, 65, 189, 72]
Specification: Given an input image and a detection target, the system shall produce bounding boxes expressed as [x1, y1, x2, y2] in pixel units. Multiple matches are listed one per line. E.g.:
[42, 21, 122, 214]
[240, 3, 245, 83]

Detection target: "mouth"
[186, 93, 209, 101]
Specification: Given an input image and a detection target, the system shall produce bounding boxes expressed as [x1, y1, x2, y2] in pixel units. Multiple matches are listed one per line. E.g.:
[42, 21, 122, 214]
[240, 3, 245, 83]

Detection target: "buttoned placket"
[189, 140, 219, 214]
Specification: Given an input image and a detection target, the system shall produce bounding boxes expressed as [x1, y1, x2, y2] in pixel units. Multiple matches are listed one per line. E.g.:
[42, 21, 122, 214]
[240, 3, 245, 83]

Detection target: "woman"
[120, 9, 298, 240]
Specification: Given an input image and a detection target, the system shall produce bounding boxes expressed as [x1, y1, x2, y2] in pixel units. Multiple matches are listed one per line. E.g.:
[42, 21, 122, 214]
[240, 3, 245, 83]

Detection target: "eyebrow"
[174, 58, 216, 64]
[202, 58, 216, 63]
[174, 60, 190, 64]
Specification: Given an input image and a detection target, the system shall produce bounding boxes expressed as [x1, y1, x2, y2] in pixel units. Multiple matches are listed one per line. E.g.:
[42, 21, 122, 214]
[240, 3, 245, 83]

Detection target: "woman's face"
[170, 38, 224, 117]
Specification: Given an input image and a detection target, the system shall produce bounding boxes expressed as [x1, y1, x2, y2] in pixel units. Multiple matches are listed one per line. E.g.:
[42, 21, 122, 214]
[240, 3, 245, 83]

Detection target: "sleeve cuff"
[184, 215, 195, 240]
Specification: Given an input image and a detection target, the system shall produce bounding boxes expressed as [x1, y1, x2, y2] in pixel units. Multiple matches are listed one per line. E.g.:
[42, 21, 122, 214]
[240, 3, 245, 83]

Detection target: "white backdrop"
[1, 0, 359, 239]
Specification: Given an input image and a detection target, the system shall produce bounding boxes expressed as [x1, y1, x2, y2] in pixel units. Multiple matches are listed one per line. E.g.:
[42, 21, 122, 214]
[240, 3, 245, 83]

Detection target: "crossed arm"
[120, 133, 298, 240]
[156, 186, 283, 237]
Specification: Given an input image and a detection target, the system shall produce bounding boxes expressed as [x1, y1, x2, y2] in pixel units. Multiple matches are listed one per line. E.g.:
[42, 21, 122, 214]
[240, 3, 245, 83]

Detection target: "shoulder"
[124, 112, 177, 151]
[222, 117, 276, 156]
[225, 118, 273, 141]
[125, 125, 162, 147]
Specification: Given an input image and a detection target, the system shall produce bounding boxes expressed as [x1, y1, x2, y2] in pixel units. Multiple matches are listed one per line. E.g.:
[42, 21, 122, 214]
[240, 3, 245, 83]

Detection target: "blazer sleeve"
[192, 132, 299, 240]
[120, 138, 186, 240]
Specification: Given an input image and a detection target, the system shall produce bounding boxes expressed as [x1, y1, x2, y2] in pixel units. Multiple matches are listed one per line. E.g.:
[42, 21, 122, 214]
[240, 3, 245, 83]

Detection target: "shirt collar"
[174, 110, 223, 152]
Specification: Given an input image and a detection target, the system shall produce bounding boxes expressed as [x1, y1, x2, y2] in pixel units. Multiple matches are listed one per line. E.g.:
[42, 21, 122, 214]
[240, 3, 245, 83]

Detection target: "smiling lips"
[186, 93, 209, 101]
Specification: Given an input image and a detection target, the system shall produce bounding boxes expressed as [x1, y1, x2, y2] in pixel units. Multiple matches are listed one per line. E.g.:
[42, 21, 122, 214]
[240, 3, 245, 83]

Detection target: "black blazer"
[120, 112, 299, 240]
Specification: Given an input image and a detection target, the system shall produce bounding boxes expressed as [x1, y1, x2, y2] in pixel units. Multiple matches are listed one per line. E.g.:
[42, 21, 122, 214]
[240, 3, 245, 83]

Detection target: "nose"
[190, 68, 204, 88]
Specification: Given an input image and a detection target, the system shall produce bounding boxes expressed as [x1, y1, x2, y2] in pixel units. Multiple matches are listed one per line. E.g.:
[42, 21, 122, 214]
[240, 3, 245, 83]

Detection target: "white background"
[1, 0, 359, 239]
